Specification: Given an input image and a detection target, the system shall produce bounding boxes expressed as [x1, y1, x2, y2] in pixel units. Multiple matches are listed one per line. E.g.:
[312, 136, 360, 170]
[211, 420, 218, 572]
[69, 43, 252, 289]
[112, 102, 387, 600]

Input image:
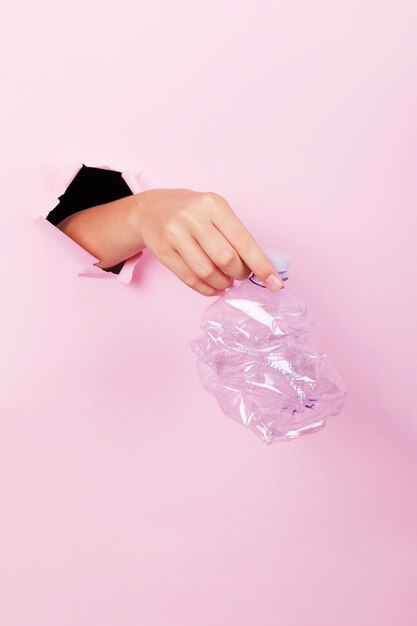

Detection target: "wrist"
[126, 191, 153, 251]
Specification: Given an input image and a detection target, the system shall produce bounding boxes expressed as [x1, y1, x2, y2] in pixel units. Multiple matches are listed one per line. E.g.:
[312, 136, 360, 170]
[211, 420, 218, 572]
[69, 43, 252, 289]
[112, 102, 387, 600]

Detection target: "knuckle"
[191, 280, 215, 297]
[200, 191, 223, 210]
[182, 271, 217, 296]
[174, 202, 204, 228]
[165, 217, 181, 238]
[235, 267, 251, 281]
[202, 191, 219, 203]
[216, 250, 235, 267]
[155, 245, 172, 264]
[176, 207, 191, 222]
[197, 264, 215, 280]
[186, 274, 199, 289]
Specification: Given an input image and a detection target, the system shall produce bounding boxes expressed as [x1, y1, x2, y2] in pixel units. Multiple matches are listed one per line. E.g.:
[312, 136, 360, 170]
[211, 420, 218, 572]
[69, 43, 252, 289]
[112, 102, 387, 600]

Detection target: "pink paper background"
[1, 2, 417, 625]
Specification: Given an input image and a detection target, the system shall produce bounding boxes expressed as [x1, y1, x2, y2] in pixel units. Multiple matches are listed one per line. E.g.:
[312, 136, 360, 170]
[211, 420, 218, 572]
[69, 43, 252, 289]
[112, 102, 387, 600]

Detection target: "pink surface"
[1, 2, 417, 625]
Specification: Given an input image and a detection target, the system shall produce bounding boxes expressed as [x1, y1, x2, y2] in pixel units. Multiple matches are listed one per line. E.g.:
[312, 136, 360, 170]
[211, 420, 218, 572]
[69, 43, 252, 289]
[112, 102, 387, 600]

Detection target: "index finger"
[209, 196, 283, 291]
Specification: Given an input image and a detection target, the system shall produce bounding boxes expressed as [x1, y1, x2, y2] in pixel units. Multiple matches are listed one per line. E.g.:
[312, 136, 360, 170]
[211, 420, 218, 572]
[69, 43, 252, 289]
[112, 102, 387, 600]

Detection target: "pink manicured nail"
[264, 273, 282, 290]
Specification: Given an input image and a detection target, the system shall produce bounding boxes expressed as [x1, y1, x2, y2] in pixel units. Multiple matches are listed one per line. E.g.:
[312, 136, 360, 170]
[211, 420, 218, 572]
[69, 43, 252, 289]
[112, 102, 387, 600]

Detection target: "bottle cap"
[263, 249, 290, 273]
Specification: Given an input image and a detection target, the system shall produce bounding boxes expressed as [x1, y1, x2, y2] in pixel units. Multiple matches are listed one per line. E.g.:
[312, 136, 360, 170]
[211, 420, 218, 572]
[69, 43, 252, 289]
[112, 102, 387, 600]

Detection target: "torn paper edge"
[35, 159, 146, 285]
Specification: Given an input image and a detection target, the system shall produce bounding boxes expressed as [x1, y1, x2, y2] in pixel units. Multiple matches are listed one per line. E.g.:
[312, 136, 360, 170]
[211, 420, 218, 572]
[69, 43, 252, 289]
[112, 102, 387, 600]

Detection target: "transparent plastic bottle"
[191, 250, 347, 444]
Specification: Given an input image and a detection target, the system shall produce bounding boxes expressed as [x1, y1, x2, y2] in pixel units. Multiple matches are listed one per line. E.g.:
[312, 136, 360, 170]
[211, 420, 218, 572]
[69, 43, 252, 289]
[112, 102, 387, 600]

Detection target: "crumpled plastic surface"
[191, 277, 347, 444]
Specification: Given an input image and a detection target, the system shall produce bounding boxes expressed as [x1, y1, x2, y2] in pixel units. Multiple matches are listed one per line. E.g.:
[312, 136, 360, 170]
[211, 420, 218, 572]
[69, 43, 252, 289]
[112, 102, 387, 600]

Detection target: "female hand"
[131, 189, 283, 296]
[57, 188, 283, 297]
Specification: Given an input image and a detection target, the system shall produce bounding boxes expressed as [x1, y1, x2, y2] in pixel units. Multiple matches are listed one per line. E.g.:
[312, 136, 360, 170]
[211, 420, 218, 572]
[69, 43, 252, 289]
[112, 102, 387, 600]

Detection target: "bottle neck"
[249, 271, 288, 288]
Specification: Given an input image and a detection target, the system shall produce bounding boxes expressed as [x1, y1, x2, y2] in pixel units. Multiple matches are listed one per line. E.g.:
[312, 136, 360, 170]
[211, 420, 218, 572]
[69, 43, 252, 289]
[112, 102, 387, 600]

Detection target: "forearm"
[54, 186, 282, 296]
[56, 193, 146, 269]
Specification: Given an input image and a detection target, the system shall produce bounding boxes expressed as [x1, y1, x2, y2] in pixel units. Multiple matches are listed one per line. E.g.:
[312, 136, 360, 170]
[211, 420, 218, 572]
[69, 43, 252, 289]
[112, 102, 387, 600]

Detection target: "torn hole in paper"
[38, 162, 145, 284]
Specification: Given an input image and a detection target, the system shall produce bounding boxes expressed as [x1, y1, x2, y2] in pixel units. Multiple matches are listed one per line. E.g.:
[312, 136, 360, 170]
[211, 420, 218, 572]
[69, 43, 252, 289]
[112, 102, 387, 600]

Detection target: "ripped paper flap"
[36, 160, 145, 285]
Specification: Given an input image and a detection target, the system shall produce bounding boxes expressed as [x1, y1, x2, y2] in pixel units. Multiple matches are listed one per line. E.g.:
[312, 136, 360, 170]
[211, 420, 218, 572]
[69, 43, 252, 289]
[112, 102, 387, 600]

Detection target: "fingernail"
[265, 273, 283, 291]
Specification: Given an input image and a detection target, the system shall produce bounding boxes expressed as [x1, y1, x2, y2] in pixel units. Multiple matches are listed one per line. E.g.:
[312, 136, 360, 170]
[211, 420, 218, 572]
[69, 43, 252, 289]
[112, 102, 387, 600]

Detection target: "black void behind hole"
[46, 164, 134, 274]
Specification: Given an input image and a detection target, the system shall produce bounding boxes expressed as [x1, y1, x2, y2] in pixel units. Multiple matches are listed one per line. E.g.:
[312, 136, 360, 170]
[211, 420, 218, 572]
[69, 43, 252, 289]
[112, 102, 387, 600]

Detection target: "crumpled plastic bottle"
[191, 250, 347, 443]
